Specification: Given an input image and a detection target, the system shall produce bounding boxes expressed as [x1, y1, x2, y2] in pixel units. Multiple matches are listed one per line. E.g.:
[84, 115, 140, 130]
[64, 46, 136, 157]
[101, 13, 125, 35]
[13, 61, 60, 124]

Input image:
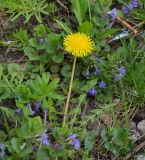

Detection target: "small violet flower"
[98, 81, 106, 89]
[85, 67, 90, 77]
[108, 8, 116, 21]
[122, 6, 130, 14]
[96, 53, 100, 57]
[118, 66, 126, 77]
[114, 76, 121, 81]
[35, 130, 50, 146]
[15, 108, 22, 114]
[94, 67, 101, 75]
[122, 0, 138, 14]
[88, 88, 97, 96]
[34, 101, 41, 111]
[66, 134, 80, 149]
[130, 0, 138, 8]
[114, 66, 126, 81]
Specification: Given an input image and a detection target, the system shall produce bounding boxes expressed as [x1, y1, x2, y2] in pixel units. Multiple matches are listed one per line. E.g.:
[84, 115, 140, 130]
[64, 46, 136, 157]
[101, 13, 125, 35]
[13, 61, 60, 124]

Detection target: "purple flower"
[34, 101, 41, 111]
[96, 53, 100, 57]
[108, 8, 116, 21]
[122, 6, 130, 14]
[15, 108, 22, 114]
[130, 0, 138, 8]
[85, 67, 90, 77]
[27, 104, 35, 115]
[94, 67, 101, 75]
[98, 81, 106, 88]
[35, 130, 50, 146]
[118, 66, 126, 76]
[88, 88, 97, 96]
[114, 66, 126, 81]
[114, 76, 121, 81]
[102, 15, 107, 20]
[0, 144, 4, 158]
[66, 134, 80, 149]
[122, 0, 138, 14]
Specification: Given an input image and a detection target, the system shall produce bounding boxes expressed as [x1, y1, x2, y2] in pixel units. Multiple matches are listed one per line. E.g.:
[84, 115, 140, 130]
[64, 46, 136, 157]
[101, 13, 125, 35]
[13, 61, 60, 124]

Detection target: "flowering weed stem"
[63, 56, 77, 126]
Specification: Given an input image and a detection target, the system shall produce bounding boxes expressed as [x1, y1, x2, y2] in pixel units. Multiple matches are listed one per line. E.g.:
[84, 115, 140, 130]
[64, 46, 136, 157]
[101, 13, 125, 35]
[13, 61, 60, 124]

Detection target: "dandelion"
[88, 88, 97, 96]
[64, 33, 94, 57]
[98, 81, 106, 88]
[63, 33, 94, 125]
[66, 134, 80, 149]
[35, 129, 50, 146]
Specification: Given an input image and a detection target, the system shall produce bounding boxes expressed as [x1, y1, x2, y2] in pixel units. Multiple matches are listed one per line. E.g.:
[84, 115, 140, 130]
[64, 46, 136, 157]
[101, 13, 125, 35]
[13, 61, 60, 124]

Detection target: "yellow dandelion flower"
[63, 32, 94, 57]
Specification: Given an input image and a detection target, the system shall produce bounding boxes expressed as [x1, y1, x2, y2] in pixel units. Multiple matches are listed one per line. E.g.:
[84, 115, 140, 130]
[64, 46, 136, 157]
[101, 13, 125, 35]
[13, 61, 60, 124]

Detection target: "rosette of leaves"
[17, 85, 31, 103]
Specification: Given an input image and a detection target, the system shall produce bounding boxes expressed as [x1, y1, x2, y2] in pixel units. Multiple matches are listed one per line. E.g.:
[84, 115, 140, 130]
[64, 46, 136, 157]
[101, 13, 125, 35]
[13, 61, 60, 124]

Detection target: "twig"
[116, 17, 138, 34]
[126, 140, 145, 159]
[44, 109, 47, 126]
[17, 54, 26, 64]
[56, 0, 68, 10]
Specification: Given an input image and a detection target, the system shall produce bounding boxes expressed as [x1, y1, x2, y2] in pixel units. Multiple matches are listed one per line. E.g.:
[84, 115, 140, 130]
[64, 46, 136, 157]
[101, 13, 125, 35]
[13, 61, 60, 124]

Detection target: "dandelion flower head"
[64, 32, 94, 57]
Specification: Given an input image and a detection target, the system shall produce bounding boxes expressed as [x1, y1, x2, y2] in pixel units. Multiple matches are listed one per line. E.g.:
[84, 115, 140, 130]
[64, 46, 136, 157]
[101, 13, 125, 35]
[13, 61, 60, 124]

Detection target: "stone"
[137, 120, 145, 134]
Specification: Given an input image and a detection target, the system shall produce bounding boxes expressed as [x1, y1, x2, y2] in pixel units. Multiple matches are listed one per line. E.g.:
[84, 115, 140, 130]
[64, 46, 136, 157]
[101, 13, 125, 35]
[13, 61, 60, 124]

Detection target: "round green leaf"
[52, 54, 64, 63]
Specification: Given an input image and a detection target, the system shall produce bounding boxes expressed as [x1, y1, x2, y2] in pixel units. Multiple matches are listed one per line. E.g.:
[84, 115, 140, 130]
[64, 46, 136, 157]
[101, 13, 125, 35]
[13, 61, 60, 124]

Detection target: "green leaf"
[85, 131, 96, 151]
[27, 117, 44, 135]
[0, 65, 3, 79]
[24, 46, 39, 60]
[0, 106, 14, 117]
[11, 138, 23, 154]
[45, 33, 61, 53]
[80, 79, 98, 91]
[99, 29, 119, 39]
[52, 54, 64, 63]
[78, 21, 93, 35]
[72, 0, 89, 25]
[36, 149, 49, 160]
[61, 64, 71, 77]
[19, 144, 32, 157]
[0, 86, 11, 100]
[50, 65, 60, 73]
[56, 20, 72, 33]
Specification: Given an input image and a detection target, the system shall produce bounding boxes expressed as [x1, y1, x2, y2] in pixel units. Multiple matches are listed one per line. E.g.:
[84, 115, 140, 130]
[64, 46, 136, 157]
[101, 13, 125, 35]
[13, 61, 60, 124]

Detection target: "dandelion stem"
[63, 56, 77, 126]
